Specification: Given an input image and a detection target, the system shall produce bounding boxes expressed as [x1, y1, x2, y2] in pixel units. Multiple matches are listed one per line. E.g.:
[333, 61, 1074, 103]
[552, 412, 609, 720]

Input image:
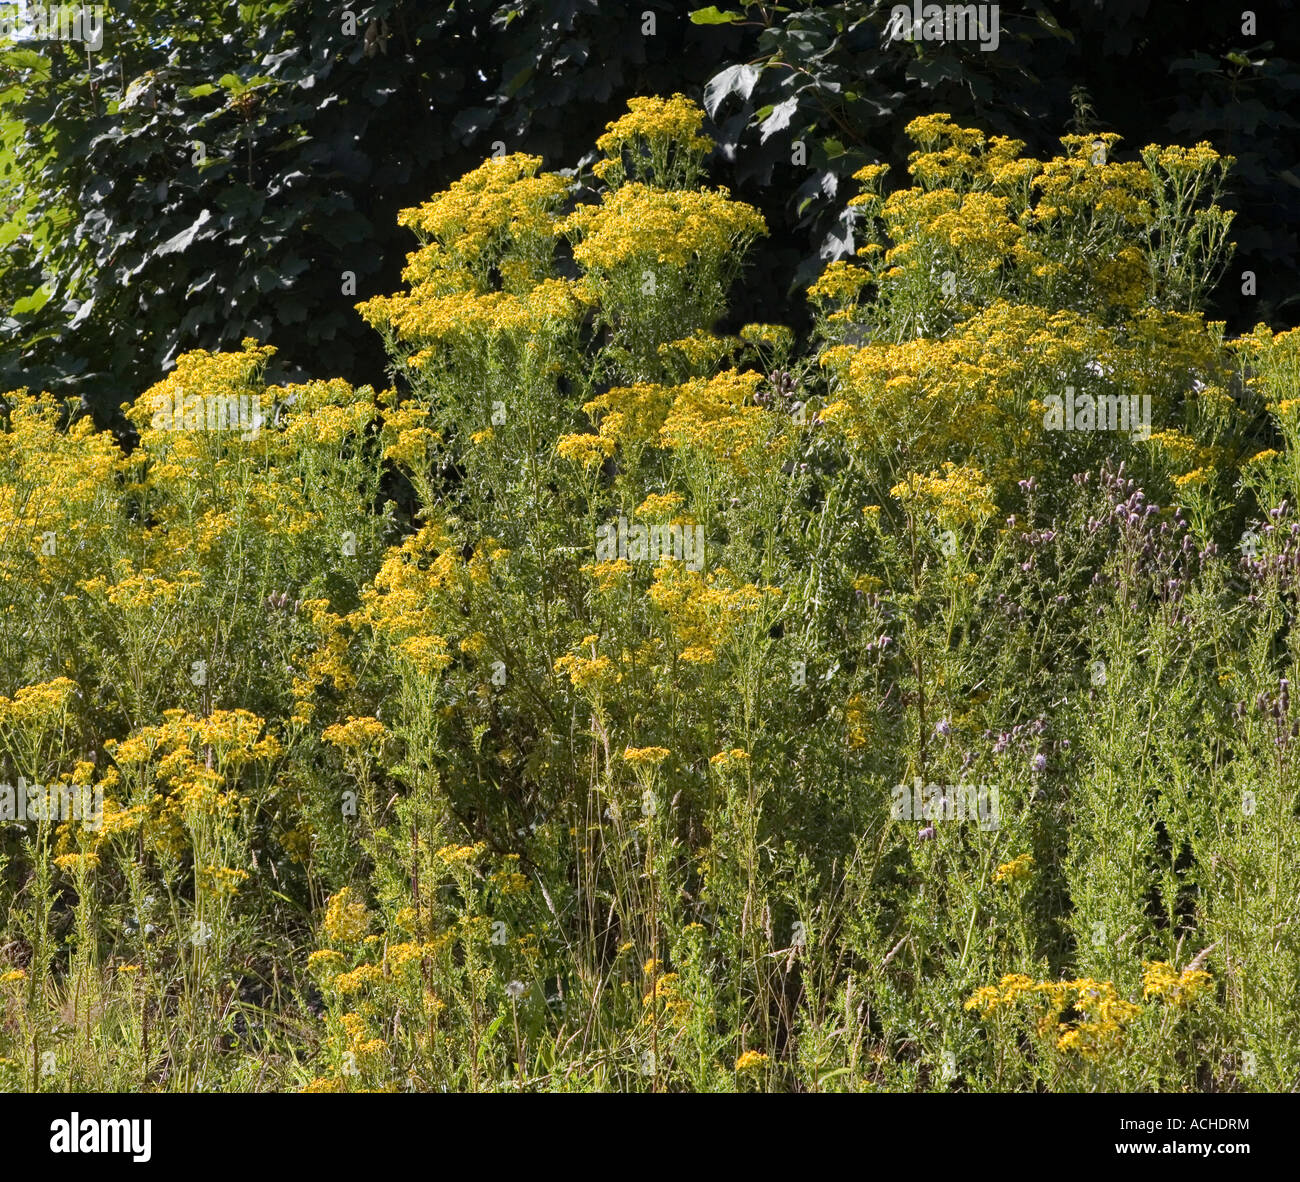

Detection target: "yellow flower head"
[1142, 960, 1214, 1008]
[993, 853, 1035, 885]
[322, 887, 371, 944]
[891, 463, 996, 530]
[321, 716, 387, 753]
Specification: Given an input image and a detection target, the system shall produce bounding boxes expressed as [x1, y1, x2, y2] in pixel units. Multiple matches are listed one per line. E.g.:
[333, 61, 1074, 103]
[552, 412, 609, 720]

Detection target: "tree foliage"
[0, 0, 726, 413]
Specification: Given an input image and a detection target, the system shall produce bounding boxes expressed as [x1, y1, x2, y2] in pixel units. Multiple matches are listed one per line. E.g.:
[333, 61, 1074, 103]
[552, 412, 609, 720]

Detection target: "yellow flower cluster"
[490, 856, 530, 896]
[965, 974, 1141, 1058]
[360, 279, 587, 355]
[127, 340, 276, 442]
[197, 864, 249, 898]
[659, 370, 771, 474]
[556, 431, 616, 470]
[77, 567, 201, 612]
[321, 716, 387, 753]
[339, 1011, 388, 1072]
[636, 492, 685, 520]
[739, 323, 794, 355]
[563, 184, 766, 276]
[580, 558, 635, 595]
[53, 852, 101, 874]
[582, 381, 677, 451]
[1032, 133, 1154, 233]
[813, 117, 1235, 433]
[891, 463, 996, 530]
[593, 93, 714, 188]
[0, 677, 78, 728]
[643, 966, 692, 1028]
[623, 746, 671, 767]
[992, 853, 1035, 885]
[435, 842, 486, 867]
[648, 563, 780, 664]
[354, 523, 459, 676]
[807, 259, 872, 308]
[554, 635, 618, 695]
[844, 693, 873, 749]
[290, 601, 360, 722]
[392, 153, 568, 293]
[381, 403, 440, 470]
[0, 393, 123, 591]
[578, 370, 777, 474]
[658, 331, 739, 376]
[99, 709, 278, 859]
[596, 93, 714, 159]
[882, 187, 1023, 278]
[321, 887, 370, 944]
[1142, 960, 1214, 1008]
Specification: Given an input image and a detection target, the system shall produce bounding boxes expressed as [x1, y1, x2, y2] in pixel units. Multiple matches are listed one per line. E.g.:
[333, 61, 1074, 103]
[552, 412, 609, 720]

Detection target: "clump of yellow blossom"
[593, 94, 714, 189]
[623, 746, 671, 768]
[322, 887, 371, 944]
[892, 463, 996, 531]
[965, 974, 1141, 1058]
[321, 716, 387, 752]
[1142, 960, 1214, 1008]
[992, 853, 1035, 885]
[435, 842, 486, 867]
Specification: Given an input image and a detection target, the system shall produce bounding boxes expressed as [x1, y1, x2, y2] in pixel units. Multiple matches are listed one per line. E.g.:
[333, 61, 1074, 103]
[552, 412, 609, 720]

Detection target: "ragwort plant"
[1, 96, 1297, 1093]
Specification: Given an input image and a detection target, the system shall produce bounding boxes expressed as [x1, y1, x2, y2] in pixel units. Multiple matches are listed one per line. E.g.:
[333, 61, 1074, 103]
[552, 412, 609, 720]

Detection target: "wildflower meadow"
[1, 4, 1298, 1136]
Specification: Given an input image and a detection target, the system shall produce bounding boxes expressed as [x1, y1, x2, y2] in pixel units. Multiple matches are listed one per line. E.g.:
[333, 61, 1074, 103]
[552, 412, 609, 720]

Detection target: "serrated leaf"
[759, 96, 799, 143]
[0, 48, 50, 74]
[155, 208, 213, 256]
[704, 63, 761, 119]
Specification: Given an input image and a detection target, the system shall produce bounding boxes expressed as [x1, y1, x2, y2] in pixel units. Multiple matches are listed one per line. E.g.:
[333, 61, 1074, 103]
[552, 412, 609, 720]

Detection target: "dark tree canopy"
[1, 0, 1296, 418]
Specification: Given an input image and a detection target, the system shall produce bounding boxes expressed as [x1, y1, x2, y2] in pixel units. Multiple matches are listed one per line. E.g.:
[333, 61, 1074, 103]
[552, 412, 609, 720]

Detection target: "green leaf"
[12, 287, 51, 315]
[156, 208, 214, 256]
[759, 96, 799, 143]
[704, 63, 761, 119]
[0, 48, 50, 75]
[188, 83, 218, 98]
[690, 6, 745, 25]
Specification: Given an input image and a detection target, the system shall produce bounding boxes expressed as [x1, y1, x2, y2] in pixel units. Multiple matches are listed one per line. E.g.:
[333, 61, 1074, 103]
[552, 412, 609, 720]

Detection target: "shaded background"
[0, 0, 1296, 420]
